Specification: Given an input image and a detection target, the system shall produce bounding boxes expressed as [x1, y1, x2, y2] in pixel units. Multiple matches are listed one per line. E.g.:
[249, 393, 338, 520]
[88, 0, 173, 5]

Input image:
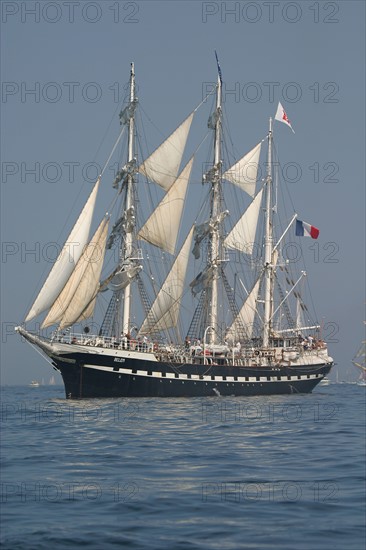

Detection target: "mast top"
[214, 50, 223, 85]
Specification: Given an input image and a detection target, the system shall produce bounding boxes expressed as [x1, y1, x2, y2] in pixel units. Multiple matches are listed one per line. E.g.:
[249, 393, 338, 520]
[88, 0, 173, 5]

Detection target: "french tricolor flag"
[296, 219, 319, 239]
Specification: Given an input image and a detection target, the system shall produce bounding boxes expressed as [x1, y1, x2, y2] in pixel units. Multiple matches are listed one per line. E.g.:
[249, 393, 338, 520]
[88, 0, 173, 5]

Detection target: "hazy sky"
[1, 0, 365, 384]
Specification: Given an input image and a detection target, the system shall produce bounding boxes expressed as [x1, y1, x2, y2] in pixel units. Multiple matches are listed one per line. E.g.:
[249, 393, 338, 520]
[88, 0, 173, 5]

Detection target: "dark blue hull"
[51, 352, 333, 399]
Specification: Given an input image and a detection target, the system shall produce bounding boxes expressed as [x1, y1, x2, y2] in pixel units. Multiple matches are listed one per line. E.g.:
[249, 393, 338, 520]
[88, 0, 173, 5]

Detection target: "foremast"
[102, 63, 140, 337]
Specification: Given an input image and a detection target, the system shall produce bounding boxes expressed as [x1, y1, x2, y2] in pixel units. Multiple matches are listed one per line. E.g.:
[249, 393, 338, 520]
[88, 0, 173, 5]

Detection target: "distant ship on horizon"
[352, 324, 366, 386]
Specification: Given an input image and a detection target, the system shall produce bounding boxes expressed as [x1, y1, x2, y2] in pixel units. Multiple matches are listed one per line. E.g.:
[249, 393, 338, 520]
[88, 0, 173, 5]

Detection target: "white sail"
[42, 217, 109, 329]
[25, 179, 101, 322]
[139, 226, 194, 335]
[226, 277, 261, 341]
[76, 296, 97, 323]
[138, 112, 194, 191]
[138, 157, 193, 254]
[224, 187, 263, 255]
[223, 142, 261, 198]
[226, 233, 279, 342]
[352, 335, 366, 373]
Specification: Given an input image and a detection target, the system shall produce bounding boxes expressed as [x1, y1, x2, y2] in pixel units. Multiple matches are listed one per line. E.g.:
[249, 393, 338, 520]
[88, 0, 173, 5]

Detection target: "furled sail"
[138, 112, 194, 191]
[107, 263, 142, 292]
[189, 265, 215, 297]
[226, 277, 261, 341]
[25, 179, 101, 322]
[224, 187, 264, 255]
[42, 216, 109, 329]
[106, 217, 122, 250]
[223, 142, 261, 198]
[138, 157, 193, 254]
[106, 206, 136, 250]
[138, 226, 194, 335]
[192, 211, 229, 259]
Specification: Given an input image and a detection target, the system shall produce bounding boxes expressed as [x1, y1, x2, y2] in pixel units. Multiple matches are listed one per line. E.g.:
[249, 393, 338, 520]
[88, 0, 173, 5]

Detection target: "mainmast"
[207, 75, 222, 344]
[263, 117, 273, 347]
[122, 62, 136, 334]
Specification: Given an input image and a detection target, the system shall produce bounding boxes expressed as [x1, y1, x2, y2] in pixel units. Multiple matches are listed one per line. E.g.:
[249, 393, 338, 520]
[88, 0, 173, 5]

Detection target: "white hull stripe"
[82, 364, 323, 382]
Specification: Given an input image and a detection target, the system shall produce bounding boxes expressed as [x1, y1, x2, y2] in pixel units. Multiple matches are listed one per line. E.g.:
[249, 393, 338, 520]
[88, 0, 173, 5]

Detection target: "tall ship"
[16, 61, 333, 398]
[352, 323, 366, 386]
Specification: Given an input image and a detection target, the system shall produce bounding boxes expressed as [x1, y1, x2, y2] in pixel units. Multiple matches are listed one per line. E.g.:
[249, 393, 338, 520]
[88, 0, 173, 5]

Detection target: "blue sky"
[1, 0, 365, 384]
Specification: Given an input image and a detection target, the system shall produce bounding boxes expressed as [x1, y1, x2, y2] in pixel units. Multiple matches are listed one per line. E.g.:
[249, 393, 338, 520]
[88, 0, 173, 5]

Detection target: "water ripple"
[1, 384, 365, 549]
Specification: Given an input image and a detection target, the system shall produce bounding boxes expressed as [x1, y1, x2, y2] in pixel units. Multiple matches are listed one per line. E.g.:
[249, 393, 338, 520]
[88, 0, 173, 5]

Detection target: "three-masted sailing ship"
[352, 323, 366, 386]
[16, 61, 334, 398]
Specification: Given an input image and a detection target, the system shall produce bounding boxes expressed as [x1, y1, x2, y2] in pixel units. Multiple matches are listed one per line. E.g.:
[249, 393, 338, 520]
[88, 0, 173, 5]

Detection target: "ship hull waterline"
[56, 359, 332, 399]
[16, 328, 332, 399]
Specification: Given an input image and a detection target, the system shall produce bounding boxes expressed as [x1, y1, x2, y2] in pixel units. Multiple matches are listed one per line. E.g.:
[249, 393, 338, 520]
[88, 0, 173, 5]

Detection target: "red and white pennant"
[275, 102, 295, 133]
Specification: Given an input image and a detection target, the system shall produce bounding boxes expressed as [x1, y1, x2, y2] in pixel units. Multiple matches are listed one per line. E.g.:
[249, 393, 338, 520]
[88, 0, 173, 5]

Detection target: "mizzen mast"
[263, 117, 274, 347]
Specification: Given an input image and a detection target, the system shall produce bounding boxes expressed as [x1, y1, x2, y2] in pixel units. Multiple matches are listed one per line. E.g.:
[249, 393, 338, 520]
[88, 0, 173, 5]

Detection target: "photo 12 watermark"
[201, 81, 340, 104]
[201, 2, 340, 25]
[201, 159, 340, 186]
[1, 81, 135, 104]
[1, 160, 120, 184]
[201, 480, 339, 503]
[1, 480, 139, 503]
[1, 2, 140, 24]
[1, 399, 140, 424]
[201, 400, 340, 424]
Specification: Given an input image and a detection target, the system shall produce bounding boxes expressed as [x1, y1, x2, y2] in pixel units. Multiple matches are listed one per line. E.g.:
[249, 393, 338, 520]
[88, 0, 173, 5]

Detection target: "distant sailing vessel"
[29, 380, 40, 387]
[16, 60, 333, 398]
[352, 324, 366, 386]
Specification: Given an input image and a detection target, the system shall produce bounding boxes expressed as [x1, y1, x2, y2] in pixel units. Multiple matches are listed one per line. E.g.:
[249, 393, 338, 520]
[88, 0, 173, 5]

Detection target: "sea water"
[1, 383, 365, 549]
